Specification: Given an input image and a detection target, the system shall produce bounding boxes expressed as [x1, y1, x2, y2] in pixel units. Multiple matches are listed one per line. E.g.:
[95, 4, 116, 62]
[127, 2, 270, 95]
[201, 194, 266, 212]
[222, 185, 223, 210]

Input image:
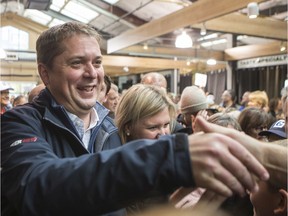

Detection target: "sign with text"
[237, 54, 287, 69]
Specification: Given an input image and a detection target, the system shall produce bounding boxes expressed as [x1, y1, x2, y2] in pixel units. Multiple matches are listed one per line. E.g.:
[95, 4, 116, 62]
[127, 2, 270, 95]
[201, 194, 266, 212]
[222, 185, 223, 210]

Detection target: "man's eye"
[93, 60, 102, 67]
[71, 61, 81, 67]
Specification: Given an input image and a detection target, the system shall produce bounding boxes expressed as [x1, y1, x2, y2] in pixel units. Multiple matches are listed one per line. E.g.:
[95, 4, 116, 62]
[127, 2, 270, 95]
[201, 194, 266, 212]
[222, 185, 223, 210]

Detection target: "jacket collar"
[35, 88, 110, 129]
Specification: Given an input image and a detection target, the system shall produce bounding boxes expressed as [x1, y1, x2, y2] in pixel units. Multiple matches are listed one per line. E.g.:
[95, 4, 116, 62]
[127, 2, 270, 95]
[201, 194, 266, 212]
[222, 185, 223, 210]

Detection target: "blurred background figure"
[179, 85, 208, 134]
[247, 90, 269, 112]
[97, 75, 112, 104]
[269, 97, 283, 120]
[28, 83, 45, 103]
[13, 95, 27, 107]
[0, 82, 14, 114]
[281, 86, 288, 133]
[259, 119, 287, 142]
[219, 89, 239, 112]
[239, 91, 250, 111]
[206, 92, 215, 107]
[102, 83, 119, 119]
[238, 107, 270, 141]
[208, 112, 242, 131]
[141, 72, 167, 90]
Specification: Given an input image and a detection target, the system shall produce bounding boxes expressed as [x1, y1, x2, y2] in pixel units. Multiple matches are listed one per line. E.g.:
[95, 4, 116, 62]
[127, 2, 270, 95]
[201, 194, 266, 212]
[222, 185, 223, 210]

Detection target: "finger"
[175, 196, 189, 208]
[220, 136, 264, 192]
[197, 172, 233, 197]
[211, 161, 246, 197]
[169, 187, 195, 204]
[196, 116, 269, 181]
[208, 134, 260, 194]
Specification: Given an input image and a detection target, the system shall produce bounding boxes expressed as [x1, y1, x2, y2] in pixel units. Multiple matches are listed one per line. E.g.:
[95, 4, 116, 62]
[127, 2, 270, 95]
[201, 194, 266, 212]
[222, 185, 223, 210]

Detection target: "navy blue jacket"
[1, 89, 194, 216]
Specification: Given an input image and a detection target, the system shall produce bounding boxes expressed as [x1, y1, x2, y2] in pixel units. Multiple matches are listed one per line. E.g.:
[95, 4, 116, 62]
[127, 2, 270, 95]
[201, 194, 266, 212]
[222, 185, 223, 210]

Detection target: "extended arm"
[195, 116, 286, 189]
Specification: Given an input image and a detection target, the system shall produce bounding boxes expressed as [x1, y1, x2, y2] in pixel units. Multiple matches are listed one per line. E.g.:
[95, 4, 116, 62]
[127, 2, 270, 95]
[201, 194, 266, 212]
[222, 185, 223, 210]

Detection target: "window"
[0, 26, 29, 50]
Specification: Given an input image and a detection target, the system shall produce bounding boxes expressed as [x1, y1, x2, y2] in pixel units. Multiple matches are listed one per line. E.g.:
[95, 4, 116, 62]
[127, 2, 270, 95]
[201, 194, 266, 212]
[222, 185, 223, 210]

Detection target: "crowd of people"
[1, 21, 287, 216]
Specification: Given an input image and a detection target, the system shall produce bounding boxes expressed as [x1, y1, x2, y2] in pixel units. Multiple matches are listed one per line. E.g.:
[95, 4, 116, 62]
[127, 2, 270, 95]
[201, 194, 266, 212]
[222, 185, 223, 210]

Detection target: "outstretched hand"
[187, 116, 269, 197]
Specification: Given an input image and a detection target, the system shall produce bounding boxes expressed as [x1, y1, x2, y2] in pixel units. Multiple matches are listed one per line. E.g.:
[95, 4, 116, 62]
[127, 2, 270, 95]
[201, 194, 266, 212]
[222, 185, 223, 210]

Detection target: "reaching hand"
[187, 117, 269, 197]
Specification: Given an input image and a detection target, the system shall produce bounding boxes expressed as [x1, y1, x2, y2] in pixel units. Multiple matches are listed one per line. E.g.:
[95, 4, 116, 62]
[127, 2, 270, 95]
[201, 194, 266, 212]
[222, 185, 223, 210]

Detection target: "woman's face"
[128, 107, 171, 140]
[248, 99, 261, 109]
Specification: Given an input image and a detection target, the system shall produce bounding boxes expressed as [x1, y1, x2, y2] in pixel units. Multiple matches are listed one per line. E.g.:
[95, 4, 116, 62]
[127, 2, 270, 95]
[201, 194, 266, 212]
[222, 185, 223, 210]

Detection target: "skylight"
[201, 38, 227, 47]
[60, 1, 99, 23]
[49, 0, 66, 12]
[49, 18, 66, 28]
[23, 10, 52, 26]
[102, 0, 119, 4]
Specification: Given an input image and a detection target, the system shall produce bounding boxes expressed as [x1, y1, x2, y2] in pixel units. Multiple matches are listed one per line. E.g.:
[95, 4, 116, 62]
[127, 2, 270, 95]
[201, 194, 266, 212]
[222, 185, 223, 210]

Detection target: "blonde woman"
[248, 90, 269, 112]
[115, 83, 176, 144]
[115, 83, 177, 213]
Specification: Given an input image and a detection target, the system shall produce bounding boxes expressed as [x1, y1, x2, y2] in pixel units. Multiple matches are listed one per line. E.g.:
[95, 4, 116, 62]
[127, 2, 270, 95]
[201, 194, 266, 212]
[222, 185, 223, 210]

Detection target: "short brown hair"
[36, 22, 101, 69]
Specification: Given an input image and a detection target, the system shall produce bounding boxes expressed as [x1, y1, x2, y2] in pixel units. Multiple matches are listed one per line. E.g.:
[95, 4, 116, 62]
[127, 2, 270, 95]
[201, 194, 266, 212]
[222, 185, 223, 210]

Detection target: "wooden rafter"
[107, 0, 267, 53]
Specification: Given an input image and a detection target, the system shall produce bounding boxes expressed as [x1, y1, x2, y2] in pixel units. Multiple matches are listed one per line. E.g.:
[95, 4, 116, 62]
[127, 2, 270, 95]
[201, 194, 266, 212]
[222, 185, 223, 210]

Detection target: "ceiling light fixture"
[280, 42, 286, 52]
[143, 43, 148, 50]
[175, 31, 193, 48]
[207, 58, 217, 65]
[102, 0, 119, 4]
[200, 22, 207, 36]
[123, 66, 129, 73]
[247, 2, 259, 19]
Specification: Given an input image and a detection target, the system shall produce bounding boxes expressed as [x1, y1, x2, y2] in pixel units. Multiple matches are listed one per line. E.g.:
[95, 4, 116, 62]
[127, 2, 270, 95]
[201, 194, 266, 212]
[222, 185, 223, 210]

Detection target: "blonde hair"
[115, 84, 176, 143]
[248, 90, 269, 109]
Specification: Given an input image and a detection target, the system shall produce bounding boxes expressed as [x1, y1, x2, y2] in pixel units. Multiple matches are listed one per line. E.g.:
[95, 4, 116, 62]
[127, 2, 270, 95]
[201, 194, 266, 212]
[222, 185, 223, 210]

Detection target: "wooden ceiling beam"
[107, 0, 267, 53]
[102, 55, 226, 75]
[104, 66, 162, 77]
[225, 41, 287, 61]
[116, 45, 225, 61]
[192, 12, 287, 40]
[102, 55, 194, 68]
[1, 12, 47, 34]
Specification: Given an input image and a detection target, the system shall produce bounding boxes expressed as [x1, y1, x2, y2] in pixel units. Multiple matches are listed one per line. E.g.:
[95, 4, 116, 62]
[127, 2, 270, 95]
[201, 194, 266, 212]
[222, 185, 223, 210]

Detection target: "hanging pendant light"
[200, 23, 207, 36]
[175, 31, 193, 48]
[207, 58, 217, 65]
[247, 2, 259, 19]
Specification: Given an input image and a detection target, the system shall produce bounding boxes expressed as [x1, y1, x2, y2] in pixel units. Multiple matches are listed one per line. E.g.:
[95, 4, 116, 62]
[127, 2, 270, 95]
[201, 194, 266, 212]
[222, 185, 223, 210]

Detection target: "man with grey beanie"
[179, 85, 208, 134]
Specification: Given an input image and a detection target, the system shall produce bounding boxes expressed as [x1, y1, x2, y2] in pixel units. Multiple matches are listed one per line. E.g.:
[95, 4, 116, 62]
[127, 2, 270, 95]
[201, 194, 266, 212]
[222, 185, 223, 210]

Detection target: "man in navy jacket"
[1, 22, 269, 216]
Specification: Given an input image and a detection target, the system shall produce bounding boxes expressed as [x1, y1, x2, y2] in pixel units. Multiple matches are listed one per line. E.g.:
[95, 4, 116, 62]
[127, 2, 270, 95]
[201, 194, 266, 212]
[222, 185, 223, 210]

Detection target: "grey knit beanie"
[180, 86, 208, 114]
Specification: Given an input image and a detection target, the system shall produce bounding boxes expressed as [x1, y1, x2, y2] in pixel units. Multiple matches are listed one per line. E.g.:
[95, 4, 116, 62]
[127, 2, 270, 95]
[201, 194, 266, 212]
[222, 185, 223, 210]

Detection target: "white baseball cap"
[0, 82, 14, 92]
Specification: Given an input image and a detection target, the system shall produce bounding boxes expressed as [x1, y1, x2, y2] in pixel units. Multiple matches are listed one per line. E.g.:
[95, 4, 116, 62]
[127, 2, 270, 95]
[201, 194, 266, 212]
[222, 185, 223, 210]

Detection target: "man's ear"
[191, 115, 198, 132]
[38, 63, 49, 86]
[274, 189, 287, 215]
[191, 115, 196, 124]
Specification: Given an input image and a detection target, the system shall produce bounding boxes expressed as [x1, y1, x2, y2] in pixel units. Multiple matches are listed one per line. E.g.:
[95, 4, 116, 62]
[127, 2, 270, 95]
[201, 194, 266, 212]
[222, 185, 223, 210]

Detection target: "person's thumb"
[195, 115, 216, 133]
